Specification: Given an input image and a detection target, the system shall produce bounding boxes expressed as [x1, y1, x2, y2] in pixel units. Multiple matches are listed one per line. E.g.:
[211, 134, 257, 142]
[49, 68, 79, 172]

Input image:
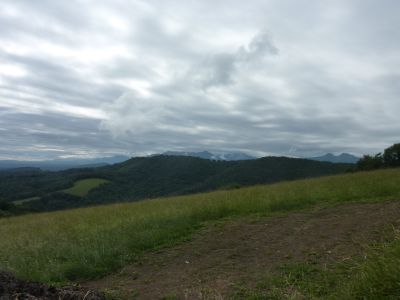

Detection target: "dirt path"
[84, 200, 400, 299]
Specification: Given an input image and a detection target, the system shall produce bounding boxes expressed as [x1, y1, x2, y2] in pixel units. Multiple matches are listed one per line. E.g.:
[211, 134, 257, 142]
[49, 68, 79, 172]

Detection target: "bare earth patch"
[84, 200, 400, 299]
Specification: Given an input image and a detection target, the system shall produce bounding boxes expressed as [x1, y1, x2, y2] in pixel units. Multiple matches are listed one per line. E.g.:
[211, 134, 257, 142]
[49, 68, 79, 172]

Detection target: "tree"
[0, 199, 18, 217]
[0, 199, 13, 211]
[356, 153, 384, 171]
[383, 143, 400, 167]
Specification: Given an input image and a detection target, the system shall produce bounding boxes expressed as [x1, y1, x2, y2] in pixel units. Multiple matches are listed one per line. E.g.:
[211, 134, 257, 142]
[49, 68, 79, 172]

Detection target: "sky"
[0, 0, 399, 160]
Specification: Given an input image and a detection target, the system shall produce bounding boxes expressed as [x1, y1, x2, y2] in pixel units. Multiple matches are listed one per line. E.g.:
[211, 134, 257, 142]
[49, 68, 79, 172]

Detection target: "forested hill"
[0, 155, 351, 213]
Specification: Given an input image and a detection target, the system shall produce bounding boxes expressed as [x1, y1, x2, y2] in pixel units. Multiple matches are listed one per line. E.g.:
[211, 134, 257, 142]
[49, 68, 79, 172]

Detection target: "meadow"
[0, 168, 400, 297]
[62, 178, 110, 197]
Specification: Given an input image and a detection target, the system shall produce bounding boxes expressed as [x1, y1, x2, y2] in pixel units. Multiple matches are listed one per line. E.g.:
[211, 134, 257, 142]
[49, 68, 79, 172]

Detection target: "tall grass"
[1, 168, 400, 284]
[331, 229, 400, 299]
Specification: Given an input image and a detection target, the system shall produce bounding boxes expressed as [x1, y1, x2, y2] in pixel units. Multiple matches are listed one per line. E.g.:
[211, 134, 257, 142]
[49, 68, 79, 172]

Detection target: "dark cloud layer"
[0, 0, 399, 159]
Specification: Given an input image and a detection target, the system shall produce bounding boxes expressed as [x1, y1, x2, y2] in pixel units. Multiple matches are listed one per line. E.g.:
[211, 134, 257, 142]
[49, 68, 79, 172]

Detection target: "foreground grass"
[0, 169, 400, 285]
[233, 229, 400, 299]
[62, 178, 109, 197]
[334, 229, 400, 300]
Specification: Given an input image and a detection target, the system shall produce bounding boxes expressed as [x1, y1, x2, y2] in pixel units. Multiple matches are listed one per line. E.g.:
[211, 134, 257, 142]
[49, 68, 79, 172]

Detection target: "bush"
[357, 154, 384, 171]
[384, 143, 400, 167]
[356, 143, 400, 171]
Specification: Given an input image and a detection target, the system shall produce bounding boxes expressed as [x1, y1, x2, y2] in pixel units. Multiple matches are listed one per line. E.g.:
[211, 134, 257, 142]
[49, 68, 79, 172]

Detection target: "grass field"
[228, 232, 400, 300]
[62, 178, 109, 197]
[0, 169, 400, 297]
[231, 228, 400, 300]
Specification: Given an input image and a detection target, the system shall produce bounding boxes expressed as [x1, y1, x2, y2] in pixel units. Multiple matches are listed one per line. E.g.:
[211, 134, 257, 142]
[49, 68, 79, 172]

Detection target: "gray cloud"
[0, 0, 399, 159]
[189, 31, 279, 89]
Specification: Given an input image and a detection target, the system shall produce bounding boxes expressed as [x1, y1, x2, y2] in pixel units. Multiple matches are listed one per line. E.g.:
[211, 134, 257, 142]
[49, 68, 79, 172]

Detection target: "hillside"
[0, 155, 351, 213]
[86, 155, 351, 203]
[308, 153, 360, 164]
[0, 168, 400, 299]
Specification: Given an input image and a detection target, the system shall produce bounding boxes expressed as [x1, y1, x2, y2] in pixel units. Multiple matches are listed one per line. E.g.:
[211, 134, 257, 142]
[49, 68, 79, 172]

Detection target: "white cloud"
[0, 63, 27, 77]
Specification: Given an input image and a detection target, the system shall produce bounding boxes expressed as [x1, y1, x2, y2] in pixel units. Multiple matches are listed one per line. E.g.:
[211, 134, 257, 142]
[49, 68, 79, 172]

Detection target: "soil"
[0, 271, 105, 300]
[84, 200, 400, 299]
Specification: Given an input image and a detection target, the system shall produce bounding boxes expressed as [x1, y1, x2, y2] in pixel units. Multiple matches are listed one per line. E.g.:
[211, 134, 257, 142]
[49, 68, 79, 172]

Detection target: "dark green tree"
[0, 199, 18, 217]
[0, 199, 13, 211]
[356, 153, 384, 171]
[383, 143, 400, 167]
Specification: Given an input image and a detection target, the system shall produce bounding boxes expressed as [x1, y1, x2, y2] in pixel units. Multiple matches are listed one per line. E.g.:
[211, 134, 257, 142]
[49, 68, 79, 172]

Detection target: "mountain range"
[0, 151, 359, 172]
[161, 151, 255, 161]
[0, 151, 255, 171]
[163, 151, 360, 164]
[0, 155, 129, 171]
[308, 153, 360, 164]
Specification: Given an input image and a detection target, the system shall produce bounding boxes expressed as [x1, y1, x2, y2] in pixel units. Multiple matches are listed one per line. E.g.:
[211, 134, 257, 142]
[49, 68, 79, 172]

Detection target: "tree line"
[356, 143, 400, 171]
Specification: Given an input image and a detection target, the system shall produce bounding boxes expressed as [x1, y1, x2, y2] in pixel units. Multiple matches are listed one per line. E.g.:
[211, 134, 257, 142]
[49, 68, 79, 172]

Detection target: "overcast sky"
[0, 0, 399, 160]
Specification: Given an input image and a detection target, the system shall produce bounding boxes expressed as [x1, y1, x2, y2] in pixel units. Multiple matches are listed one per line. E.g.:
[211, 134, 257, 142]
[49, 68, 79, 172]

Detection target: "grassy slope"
[86, 156, 351, 203]
[0, 169, 399, 288]
[0, 156, 350, 209]
[62, 178, 109, 197]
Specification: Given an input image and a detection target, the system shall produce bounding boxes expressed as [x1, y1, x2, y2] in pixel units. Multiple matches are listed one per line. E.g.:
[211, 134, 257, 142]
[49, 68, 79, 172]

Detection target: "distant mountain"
[161, 151, 255, 161]
[0, 155, 352, 213]
[308, 153, 360, 164]
[0, 155, 130, 171]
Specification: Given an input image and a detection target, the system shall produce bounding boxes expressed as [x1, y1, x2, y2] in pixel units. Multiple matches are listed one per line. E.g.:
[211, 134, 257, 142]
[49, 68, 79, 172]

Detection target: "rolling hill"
[0, 155, 351, 213]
